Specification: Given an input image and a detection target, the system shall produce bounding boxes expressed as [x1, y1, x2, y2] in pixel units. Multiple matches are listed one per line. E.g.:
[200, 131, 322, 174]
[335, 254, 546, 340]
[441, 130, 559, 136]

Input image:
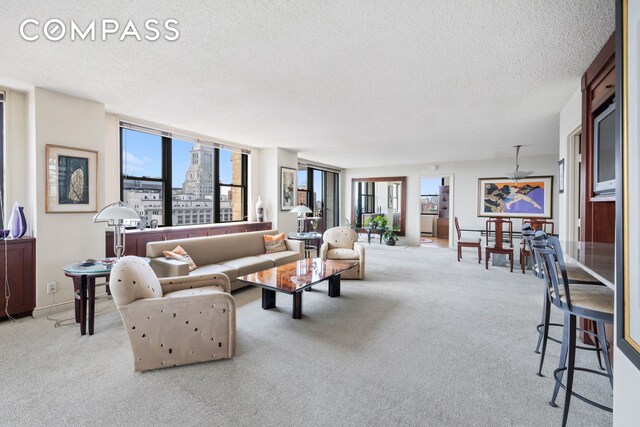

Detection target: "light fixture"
[504, 145, 533, 181]
[94, 201, 141, 259]
[290, 205, 312, 233]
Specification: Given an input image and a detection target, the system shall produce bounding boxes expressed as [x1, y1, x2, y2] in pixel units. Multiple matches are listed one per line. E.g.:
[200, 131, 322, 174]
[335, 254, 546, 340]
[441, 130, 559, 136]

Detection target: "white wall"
[30, 88, 106, 310]
[2, 88, 29, 228]
[557, 88, 582, 241]
[258, 147, 298, 233]
[103, 113, 120, 204]
[343, 154, 559, 247]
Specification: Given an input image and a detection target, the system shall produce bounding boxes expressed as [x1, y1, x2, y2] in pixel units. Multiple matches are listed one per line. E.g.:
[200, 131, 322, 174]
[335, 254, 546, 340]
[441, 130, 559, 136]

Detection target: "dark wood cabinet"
[581, 33, 616, 244]
[0, 238, 36, 319]
[105, 222, 273, 257]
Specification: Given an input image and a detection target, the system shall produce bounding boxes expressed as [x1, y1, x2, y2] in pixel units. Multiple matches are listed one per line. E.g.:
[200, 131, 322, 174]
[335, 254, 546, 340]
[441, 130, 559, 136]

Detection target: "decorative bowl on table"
[98, 258, 117, 269]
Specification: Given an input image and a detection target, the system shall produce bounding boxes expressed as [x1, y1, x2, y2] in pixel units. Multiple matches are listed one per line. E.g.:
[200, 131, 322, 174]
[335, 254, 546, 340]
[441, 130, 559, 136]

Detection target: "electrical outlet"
[47, 281, 57, 294]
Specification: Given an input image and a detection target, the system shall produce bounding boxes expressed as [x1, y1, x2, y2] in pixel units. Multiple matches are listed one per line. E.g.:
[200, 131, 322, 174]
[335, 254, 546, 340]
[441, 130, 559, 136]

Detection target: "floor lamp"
[94, 201, 141, 259]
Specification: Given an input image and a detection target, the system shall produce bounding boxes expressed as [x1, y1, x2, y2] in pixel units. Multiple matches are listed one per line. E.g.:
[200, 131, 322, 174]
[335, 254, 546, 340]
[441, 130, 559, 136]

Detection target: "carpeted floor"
[0, 245, 612, 426]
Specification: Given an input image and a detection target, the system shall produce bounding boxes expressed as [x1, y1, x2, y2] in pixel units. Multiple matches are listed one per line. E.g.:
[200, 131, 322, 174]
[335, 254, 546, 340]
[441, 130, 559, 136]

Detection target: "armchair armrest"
[285, 239, 304, 257]
[320, 242, 329, 260]
[354, 242, 365, 272]
[150, 257, 190, 278]
[159, 273, 231, 294]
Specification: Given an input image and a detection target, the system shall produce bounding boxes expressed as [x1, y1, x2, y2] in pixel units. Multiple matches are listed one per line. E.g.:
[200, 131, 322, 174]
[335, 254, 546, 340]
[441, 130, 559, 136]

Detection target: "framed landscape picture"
[477, 176, 553, 218]
[280, 167, 297, 211]
[46, 144, 98, 213]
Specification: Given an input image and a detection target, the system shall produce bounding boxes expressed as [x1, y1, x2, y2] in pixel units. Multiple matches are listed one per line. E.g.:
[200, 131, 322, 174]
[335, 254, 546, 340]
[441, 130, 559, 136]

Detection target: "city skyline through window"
[121, 127, 247, 226]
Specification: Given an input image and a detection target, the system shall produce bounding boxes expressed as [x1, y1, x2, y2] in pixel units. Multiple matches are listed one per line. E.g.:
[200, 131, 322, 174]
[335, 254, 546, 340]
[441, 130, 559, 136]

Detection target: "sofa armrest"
[150, 257, 190, 278]
[285, 239, 304, 257]
[320, 242, 329, 260]
[159, 273, 231, 294]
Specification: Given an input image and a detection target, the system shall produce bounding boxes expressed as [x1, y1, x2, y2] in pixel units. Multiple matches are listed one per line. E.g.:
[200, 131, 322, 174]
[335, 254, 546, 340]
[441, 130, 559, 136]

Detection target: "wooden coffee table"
[237, 258, 357, 319]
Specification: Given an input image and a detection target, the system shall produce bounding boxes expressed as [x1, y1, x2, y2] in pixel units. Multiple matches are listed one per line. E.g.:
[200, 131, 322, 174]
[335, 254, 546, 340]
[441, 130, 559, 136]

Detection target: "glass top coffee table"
[237, 258, 357, 319]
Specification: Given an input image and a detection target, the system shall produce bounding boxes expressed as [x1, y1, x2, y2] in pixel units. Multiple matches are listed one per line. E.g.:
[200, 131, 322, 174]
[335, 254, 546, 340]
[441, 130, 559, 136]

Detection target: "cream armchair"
[109, 256, 236, 372]
[320, 226, 365, 280]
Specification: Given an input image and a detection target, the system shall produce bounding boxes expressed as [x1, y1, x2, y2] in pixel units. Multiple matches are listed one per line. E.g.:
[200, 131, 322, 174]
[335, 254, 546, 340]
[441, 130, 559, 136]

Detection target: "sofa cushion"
[163, 245, 198, 272]
[147, 230, 279, 266]
[163, 284, 226, 298]
[264, 233, 287, 253]
[191, 264, 239, 282]
[258, 250, 302, 266]
[221, 256, 274, 276]
[327, 248, 359, 260]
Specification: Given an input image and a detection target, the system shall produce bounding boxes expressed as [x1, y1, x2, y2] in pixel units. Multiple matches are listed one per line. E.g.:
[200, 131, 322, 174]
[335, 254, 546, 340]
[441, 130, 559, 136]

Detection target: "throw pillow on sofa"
[264, 233, 287, 253]
[163, 245, 198, 272]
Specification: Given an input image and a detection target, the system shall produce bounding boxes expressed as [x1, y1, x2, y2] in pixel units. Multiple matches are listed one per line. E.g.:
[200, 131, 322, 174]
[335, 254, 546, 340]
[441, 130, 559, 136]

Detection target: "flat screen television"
[593, 102, 616, 194]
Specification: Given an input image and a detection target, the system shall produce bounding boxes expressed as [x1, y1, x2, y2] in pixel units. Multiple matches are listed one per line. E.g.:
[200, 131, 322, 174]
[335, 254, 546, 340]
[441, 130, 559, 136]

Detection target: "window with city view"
[420, 178, 441, 214]
[120, 126, 248, 227]
[297, 166, 339, 231]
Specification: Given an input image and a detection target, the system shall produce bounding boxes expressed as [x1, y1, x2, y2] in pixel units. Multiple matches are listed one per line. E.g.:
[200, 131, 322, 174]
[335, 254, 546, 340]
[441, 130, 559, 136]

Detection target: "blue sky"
[420, 178, 441, 196]
[122, 129, 233, 188]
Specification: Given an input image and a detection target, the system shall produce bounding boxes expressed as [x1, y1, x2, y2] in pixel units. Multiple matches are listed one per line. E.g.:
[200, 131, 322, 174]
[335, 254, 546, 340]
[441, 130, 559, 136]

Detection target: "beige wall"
[343, 154, 559, 247]
[557, 88, 582, 241]
[2, 88, 29, 227]
[258, 147, 298, 233]
[30, 88, 106, 310]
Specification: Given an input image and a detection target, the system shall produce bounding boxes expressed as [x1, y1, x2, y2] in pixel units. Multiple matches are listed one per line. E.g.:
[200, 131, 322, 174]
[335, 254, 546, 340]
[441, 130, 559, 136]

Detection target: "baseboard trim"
[32, 291, 110, 318]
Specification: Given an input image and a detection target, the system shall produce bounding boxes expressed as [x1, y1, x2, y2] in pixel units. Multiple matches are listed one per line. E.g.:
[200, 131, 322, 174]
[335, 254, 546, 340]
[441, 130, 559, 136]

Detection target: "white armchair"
[320, 226, 365, 280]
[109, 256, 236, 372]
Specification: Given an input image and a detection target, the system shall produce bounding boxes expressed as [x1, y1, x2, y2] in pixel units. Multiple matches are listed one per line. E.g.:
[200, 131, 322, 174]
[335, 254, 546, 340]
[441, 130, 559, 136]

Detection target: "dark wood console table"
[105, 221, 273, 257]
[0, 238, 36, 319]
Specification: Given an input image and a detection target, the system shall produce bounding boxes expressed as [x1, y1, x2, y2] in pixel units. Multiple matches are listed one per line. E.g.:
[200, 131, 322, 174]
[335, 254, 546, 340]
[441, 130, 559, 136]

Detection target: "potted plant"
[383, 226, 400, 246]
[374, 215, 388, 229]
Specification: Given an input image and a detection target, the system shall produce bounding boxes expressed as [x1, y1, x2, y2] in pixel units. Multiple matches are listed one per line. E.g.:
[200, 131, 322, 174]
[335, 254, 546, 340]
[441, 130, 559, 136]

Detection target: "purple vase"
[8, 202, 27, 239]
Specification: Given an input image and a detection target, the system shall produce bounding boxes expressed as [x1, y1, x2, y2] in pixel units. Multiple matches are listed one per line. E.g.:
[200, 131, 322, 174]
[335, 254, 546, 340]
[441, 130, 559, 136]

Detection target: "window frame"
[119, 126, 249, 227]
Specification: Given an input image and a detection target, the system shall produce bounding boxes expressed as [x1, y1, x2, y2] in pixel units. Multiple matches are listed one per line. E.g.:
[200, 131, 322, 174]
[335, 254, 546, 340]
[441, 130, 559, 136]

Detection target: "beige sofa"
[146, 230, 304, 290]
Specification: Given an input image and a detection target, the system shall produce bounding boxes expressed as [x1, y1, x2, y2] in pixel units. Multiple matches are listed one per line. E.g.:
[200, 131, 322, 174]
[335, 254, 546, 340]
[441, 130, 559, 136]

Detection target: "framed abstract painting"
[477, 176, 553, 219]
[46, 144, 98, 213]
[280, 166, 297, 211]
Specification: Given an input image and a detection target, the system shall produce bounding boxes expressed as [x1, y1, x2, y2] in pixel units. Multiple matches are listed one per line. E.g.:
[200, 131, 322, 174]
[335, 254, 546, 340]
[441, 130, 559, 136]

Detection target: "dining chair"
[454, 217, 481, 263]
[485, 218, 514, 272]
[534, 237, 613, 426]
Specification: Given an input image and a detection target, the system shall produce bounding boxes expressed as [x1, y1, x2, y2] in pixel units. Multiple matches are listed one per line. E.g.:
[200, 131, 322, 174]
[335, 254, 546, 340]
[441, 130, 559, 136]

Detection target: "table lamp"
[93, 201, 141, 259]
[291, 205, 312, 233]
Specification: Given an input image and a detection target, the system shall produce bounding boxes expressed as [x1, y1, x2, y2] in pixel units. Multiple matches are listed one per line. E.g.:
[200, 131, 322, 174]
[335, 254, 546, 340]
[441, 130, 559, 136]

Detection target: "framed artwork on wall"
[558, 159, 565, 194]
[617, 0, 640, 370]
[45, 144, 98, 213]
[280, 167, 297, 211]
[477, 176, 553, 218]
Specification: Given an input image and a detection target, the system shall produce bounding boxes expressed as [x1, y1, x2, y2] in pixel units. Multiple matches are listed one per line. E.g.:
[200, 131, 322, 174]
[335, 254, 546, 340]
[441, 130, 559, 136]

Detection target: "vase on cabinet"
[8, 202, 27, 239]
[256, 196, 264, 222]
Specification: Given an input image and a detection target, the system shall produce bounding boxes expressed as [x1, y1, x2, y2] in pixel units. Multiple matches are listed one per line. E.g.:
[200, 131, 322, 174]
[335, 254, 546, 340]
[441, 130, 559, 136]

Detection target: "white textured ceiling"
[0, 1, 614, 168]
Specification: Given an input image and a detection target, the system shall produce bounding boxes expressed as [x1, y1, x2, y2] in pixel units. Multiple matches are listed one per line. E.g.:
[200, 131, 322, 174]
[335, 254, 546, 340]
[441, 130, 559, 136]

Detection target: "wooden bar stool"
[534, 237, 613, 427]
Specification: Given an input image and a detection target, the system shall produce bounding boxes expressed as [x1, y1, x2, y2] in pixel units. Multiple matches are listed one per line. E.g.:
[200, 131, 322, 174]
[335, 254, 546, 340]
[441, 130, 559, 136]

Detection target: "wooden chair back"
[523, 218, 555, 235]
[486, 218, 513, 249]
[454, 217, 462, 240]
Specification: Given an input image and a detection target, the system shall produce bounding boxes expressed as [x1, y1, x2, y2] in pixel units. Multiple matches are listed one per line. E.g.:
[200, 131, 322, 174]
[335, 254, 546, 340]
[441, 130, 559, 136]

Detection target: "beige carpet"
[0, 244, 612, 426]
